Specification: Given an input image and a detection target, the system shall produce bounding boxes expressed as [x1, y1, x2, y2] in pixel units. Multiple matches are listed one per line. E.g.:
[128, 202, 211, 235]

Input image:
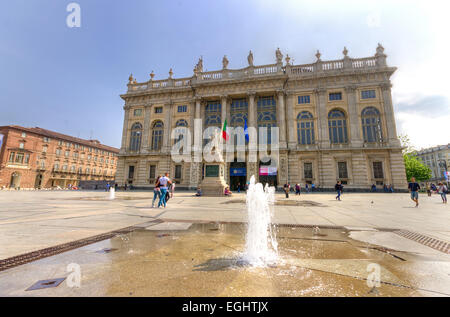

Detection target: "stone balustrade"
[126, 54, 384, 93]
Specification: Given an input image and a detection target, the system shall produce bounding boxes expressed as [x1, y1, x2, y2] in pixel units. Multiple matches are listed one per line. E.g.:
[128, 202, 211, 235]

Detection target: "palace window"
[21, 132, 26, 137]
[338, 162, 348, 179]
[298, 95, 311, 104]
[297, 111, 315, 145]
[149, 165, 156, 180]
[8, 152, 15, 162]
[24, 154, 30, 164]
[205, 101, 222, 128]
[304, 162, 313, 179]
[129, 122, 142, 151]
[361, 107, 383, 143]
[133, 109, 142, 116]
[15, 153, 24, 164]
[174, 119, 188, 145]
[43, 137, 50, 143]
[56, 149, 62, 156]
[257, 96, 277, 145]
[328, 109, 348, 144]
[177, 105, 187, 113]
[151, 121, 164, 150]
[65, 150, 70, 157]
[373, 162, 384, 179]
[128, 166, 134, 179]
[155, 107, 163, 114]
[361, 90, 376, 99]
[19, 143, 24, 149]
[175, 165, 182, 179]
[54, 163, 59, 171]
[329, 92, 342, 101]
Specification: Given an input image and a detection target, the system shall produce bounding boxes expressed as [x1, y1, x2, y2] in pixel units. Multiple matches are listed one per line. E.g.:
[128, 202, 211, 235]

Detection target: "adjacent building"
[0, 126, 119, 189]
[117, 45, 407, 191]
[415, 144, 450, 183]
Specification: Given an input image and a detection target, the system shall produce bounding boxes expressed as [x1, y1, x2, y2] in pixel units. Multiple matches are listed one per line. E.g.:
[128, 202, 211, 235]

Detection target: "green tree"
[399, 133, 432, 182]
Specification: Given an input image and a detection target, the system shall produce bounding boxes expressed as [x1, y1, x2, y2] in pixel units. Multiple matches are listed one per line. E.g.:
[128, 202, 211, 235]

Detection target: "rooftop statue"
[222, 55, 229, 70]
[276, 48, 283, 63]
[247, 50, 254, 67]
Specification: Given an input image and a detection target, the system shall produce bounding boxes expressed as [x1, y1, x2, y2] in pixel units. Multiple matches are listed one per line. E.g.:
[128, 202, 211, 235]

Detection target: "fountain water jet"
[108, 187, 115, 200]
[242, 175, 278, 266]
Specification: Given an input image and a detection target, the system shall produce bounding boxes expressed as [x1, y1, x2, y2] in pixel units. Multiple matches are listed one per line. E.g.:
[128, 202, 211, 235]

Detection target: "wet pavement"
[1, 222, 449, 297]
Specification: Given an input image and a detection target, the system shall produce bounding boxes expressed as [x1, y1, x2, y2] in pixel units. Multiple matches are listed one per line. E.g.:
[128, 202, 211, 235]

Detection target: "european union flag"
[244, 118, 249, 142]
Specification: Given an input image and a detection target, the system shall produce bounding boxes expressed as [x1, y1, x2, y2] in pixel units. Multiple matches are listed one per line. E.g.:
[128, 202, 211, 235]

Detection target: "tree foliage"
[399, 133, 432, 182]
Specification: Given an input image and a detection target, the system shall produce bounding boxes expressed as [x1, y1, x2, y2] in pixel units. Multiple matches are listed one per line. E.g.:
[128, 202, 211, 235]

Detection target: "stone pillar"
[162, 101, 173, 153]
[315, 88, 329, 148]
[120, 106, 130, 154]
[221, 95, 228, 127]
[141, 104, 152, 153]
[286, 92, 296, 149]
[345, 86, 363, 147]
[381, 83, 401, 147]
[248, 91, 257, 128]
[276, 90, 287, 149]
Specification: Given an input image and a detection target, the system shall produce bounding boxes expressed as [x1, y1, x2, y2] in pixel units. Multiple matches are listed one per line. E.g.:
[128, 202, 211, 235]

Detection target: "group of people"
[370, 184, 395, 193]
[151, 173, 175, 208]
[408, 177, 448, 207]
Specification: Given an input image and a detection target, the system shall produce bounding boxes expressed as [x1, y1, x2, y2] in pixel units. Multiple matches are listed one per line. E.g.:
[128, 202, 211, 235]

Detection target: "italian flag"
[222, 119, 229, 141]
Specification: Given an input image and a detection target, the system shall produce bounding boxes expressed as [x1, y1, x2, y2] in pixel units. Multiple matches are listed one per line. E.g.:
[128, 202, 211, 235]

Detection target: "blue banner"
[230, 167, 246, 176]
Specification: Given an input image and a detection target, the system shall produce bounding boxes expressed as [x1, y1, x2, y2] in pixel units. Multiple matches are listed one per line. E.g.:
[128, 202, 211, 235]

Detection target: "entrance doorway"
[35, 174, 43, 189]
[259, 160, 277, 187]
[10, 172, 21, 189]
[229, 161, 246, 191]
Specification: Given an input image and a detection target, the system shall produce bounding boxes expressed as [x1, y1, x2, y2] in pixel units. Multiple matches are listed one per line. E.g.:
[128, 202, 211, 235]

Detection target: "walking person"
[295, 183, 301, 195]
[408, 177, 420, 207]
[284, 183, 290, 198]
[157, 173, 172, 208]
[305, 183, 309, 193]
[426, 182, 432, 197]
[170, 181, 176, 198]
[437, 182, 448, 204]
[151, 175, 161, 208]
[335, 181, 343, 201]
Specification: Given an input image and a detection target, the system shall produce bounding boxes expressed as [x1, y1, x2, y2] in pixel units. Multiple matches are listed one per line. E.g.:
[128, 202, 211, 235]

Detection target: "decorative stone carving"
[247, 50, 254, 66]
[376, 43, 384, 56]
[343, 46, 348, 56]
[315, 50, 322, 61]
[194, 57, 203, 73]
[169, 68, 173, 79]
[285, 54, 291, 65]
[128, 74, 134, 84]
[276, 48, 283, 63]
[222, 55, 229, 69]
[150, 71, 155, 80]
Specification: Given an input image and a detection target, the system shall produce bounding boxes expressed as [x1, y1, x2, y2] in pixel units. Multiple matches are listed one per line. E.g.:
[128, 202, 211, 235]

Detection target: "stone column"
[286, 92, 296, 149]
[276, 90, 287, 149]
[221, 95, 228, 127]
[120, 106, 130, 154]
[381, 83, 401, 146]
[162, 101, 173, 153]
[315, 88, 329, 148]
[248, 91, 257, 128]
[345, 86, 363, 147]
[141, 104, 152, 153]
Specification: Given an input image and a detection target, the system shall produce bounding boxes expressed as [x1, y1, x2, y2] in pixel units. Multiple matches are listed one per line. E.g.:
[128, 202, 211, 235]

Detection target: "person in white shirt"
[156, 173, 172, 208]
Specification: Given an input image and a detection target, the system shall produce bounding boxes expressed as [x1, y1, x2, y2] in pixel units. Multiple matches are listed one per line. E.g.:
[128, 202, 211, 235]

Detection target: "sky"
[0, 0, 449, 149]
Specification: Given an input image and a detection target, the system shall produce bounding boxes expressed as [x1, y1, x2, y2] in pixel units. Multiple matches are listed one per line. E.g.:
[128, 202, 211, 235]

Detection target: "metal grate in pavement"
[394, 230, 450, 254]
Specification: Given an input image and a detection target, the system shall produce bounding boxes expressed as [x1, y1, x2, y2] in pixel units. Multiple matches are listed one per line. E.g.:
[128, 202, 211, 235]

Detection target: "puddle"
[223, 199, 326, 207]
[0, 223, 449, 296]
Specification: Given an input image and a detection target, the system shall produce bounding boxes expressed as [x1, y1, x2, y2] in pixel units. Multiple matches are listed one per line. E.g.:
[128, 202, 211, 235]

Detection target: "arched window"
[297, 111, 315, 145]
[174, 119, 188, 144]
[204, 101, 222, 128]
[129, 123, 142, 151]
[151, 121, 164, 150]
[361, 107, 383, 143]
[328, 109, 348, 144]
[257, 96, 277, 144]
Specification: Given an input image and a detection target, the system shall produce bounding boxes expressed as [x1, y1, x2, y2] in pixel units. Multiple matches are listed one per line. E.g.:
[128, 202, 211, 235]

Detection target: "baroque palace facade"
[117, 45, 407, 191]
